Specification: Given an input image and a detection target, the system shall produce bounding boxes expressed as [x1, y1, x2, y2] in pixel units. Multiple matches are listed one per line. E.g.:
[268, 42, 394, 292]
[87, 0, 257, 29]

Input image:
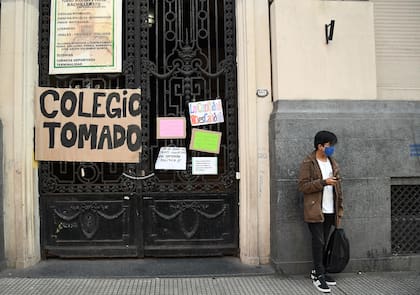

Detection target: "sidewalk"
[0, 272, 419, 295]
[0, 258, 418, 294]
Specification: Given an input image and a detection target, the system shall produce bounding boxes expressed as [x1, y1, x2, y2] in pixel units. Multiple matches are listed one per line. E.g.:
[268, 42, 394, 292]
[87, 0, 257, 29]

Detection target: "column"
[236, 0, 272, 265]
[0, 0, 40, 268]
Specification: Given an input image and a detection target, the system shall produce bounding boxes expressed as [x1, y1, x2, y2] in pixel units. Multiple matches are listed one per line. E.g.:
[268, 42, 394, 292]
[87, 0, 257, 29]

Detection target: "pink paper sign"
[157, 117, 186, 139]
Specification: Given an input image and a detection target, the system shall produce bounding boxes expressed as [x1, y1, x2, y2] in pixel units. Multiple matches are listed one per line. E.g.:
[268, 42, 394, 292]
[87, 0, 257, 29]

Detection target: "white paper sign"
[192, 157, 218, 175]
[188, 99, 224, 126]
[155, 147, 186, 170]
[49, 0, 122, 74]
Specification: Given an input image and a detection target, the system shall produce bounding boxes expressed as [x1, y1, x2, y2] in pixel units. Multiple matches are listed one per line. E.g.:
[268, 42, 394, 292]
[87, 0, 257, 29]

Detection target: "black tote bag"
[324, 228, 350, 273]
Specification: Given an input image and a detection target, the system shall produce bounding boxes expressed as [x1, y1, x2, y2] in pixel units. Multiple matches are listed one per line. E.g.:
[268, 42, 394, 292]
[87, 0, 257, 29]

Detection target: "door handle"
[122, 172, 155, 180]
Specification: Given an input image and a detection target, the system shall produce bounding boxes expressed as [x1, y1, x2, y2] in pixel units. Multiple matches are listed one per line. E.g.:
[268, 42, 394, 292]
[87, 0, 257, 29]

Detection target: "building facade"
[0, 0, 419, 273]
[269, 0, 420, 273]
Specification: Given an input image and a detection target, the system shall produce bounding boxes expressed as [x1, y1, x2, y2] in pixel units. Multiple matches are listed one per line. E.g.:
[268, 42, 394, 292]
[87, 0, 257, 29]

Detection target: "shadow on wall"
[269, 100, 420, 274]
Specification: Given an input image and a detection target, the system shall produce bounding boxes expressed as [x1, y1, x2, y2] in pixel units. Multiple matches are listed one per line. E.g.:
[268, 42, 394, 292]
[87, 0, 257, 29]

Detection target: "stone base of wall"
[271, 256, 420, 275]
[269, 100, 420, 274]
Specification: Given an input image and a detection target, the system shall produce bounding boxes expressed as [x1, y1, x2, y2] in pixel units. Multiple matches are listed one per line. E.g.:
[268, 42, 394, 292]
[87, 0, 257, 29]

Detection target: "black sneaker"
[324, 274, 336, 286]
[310, 270, 336, 286]
[312, 274, 331, 293]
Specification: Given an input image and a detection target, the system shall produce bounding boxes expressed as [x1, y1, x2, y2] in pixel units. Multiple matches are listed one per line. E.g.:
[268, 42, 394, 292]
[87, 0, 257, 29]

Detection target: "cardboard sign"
[188, 99, 224, 126]
[156, 117, 186, 139]
[155, 147, 187, 170]
[49, 0, 122, 74]
[189, 129, 222, 154]
[35, 87, 141, 163]
[192, 157, 218, 175]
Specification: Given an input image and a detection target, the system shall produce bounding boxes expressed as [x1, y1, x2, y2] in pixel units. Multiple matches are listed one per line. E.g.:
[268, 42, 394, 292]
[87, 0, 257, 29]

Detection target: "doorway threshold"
[0, 257, 275, 278]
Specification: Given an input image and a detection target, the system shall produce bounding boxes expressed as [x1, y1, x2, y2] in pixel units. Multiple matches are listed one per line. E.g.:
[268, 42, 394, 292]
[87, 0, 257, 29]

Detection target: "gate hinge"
[236, 172, 240, 180]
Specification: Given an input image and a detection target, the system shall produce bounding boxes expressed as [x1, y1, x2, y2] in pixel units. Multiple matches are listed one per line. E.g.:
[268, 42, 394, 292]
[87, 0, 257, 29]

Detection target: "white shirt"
[317, 158, 335, 214]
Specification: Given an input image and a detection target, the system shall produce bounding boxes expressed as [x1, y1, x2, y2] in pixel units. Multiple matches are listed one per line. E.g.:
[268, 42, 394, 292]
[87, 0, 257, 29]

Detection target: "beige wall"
[271, 0, 377, 100]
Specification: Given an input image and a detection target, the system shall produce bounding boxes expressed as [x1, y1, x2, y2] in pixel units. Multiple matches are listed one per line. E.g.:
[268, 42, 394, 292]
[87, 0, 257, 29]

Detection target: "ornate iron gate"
[38, 0, 238, 258]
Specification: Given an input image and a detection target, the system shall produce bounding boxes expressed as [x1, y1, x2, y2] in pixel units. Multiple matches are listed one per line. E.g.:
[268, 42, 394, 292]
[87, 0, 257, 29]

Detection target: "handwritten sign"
[156, 117, 186, 139]
[188, 99, 224, 126]
[49, 0, 122, 74]
[155, 147, 187, 170]
[35, 87, 141, 163]
[189, 129, 222, 154]
[192, 157, 218, 175]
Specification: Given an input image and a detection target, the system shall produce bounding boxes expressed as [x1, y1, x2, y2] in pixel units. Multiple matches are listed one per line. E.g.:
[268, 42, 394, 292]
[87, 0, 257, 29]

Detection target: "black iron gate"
[38, 0, 238, 258]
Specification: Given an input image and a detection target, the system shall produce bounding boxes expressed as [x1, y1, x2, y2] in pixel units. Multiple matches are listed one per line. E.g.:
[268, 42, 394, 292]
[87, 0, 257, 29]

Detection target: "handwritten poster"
[35, 87, 141, 163]
[189, 129, 222, 154]
[192, 157, 218, 175]
[156, 117, 186, 139]
[155, 147, 187, 170]
[188, 99, 224, 126]
[49, 0, 122, 74]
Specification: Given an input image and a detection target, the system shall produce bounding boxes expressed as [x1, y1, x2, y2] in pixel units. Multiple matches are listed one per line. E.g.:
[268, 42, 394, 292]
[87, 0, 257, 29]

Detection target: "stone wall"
[269, 100, 420, 274]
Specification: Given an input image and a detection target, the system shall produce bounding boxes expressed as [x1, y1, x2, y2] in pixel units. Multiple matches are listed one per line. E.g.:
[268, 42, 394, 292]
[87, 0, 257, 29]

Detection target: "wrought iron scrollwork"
[53, 203, 126, 239]
[38, 0, 140, 195]
[39, 0, 238, 257]
[140, 0, 238, 193]
[38, 0, 238, 195]
[152, 201, 226, 238]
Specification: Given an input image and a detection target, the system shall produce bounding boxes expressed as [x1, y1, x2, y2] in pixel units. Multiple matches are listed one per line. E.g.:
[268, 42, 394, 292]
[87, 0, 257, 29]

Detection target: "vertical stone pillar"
[254, 0, 272, 265]
[0, 121, 5, 270]
[236, 0, 272, 265]
[0, 0, 40, 268]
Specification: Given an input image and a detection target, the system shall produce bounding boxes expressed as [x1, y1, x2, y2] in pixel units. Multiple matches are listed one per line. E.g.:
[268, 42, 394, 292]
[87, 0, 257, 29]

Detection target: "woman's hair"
[314, 130, 337, 149]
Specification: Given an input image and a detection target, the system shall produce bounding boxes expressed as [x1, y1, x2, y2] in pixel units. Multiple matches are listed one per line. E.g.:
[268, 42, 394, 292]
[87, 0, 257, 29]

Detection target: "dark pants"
[308, 213, 335, 275]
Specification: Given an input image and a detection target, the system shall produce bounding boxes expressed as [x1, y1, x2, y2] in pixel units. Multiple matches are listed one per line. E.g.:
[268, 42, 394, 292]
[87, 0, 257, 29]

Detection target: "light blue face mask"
[324, 146, 335, 157]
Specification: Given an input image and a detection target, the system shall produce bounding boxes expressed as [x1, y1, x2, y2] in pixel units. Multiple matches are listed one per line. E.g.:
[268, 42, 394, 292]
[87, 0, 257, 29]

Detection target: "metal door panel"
[41, 194, 139, 258]
[138, 0, 238, 255]
[143, 193, 237, 256]
[38, 0, 143, 258]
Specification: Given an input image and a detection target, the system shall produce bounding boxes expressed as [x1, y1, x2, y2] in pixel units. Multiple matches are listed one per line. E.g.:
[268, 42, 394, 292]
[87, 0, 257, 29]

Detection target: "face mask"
[324, 146, 335, 157]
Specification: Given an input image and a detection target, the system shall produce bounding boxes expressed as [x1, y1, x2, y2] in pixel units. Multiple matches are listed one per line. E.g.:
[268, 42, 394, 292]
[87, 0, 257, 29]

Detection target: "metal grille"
[139, 0, 238, 193]
[38, 0, 238, 195]
[139, 0, 239, 255]
[38, 0, 141, 195]
[391, 185, 420, 254]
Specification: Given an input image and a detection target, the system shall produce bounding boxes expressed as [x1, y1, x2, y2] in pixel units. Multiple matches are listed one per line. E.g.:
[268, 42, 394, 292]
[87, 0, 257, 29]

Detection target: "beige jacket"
[298, 151, 344, 226]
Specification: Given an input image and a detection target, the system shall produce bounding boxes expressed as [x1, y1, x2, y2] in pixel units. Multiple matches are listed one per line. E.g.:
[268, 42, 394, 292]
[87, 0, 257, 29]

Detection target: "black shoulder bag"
[324, 228, 350, 273]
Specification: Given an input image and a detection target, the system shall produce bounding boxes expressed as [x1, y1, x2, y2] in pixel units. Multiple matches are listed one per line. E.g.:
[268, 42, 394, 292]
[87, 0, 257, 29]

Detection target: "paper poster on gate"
[156, 117, 186, 139]
[189, 129, 222, 154]
[192, 157, 218, 175]
[49, 0, 122, 74]
[155, 147, 187, 170]
[188, 99, 224, 126]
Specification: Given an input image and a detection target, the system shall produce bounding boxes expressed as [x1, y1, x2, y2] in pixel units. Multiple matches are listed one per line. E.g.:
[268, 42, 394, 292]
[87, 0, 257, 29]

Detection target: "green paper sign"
[189, 129, 222, 154]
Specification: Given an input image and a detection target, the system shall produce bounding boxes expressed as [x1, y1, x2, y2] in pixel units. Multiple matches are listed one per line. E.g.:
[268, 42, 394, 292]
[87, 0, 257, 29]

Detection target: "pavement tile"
[0, 272, 419, 295]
